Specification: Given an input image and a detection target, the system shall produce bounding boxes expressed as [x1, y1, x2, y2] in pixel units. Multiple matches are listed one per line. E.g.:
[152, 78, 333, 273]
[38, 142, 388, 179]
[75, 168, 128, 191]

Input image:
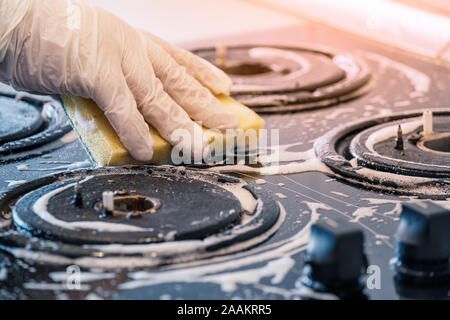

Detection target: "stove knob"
[394, 202, 450, 282]
[300, 220, 368, 298]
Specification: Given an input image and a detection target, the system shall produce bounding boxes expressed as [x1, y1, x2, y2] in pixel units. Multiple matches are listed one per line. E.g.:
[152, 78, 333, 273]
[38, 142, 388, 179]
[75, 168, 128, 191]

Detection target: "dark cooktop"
[0, 21, 449, 300]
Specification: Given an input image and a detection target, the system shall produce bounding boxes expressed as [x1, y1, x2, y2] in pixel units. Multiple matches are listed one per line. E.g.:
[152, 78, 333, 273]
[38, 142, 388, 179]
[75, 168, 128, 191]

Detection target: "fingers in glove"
[144, 38, 239, 132]
[141, 31, 232, 96]
[92, 68, 154, 162]
[122, 51, 208, 161]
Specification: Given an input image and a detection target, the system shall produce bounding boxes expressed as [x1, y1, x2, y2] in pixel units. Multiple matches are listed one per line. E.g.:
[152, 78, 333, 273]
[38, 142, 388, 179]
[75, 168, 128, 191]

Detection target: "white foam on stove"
[363, 52, 430, 97]
[2, 166, 280, 270]
[0, 202, 283, 270]
[362, 199, 403, 218]
[0, 198, 315, 293]
[14, 160, 91, 172]
[196, 255, 295, 293]
[356, 167, 434, 187]
[255, 179, 267, 185]
[350, 207, 377, 223]
[330, 191, 349, 198]
[23, 281, 90, 291]
[5, 180, 27, 187]
[259, 144, 314, 165]
[216, 141, 327, 176]
[118, 201, 323, 293]
[209, 128, 448, 196]
[209, 156, 332, 176]
[49, 271, 116, 283]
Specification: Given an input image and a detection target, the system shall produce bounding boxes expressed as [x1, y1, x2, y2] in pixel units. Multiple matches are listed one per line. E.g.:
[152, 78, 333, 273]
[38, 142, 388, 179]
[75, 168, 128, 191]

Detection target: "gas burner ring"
[315, 109, 450, 197]
[0, 166, 281, 269]
[0, 94, 72, 163]
[192, 43, 372, 113]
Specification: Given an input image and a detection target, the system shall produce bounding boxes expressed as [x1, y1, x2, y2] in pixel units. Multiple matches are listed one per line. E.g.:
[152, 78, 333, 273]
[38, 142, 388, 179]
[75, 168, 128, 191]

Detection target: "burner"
[0, 166, 280, 268]
[0, 94, 72, 163]
[0, 97, 43, 143]
[193, 44, 372, 113]
[315, 109, 450, 197]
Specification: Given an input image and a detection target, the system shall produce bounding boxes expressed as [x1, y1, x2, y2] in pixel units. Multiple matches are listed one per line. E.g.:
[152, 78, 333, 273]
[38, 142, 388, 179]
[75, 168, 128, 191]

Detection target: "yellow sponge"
[61, 94, 265, 166]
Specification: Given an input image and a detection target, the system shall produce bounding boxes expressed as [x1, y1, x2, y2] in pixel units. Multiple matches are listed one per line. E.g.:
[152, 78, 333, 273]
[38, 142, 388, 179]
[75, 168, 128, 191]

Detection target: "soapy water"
[362, 52, 430, 97]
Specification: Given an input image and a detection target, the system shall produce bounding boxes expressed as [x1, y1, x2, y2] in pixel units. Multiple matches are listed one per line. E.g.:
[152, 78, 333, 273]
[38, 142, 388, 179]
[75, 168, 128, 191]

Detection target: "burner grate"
[193, 44, 372, 113]
[0, 93, 72, 163]
[0, 166, 280, 269]
[315, 109, 450, 197]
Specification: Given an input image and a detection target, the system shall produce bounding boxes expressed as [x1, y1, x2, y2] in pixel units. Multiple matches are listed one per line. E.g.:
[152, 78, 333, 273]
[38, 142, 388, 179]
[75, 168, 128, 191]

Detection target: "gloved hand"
[0, 0, 238, 162]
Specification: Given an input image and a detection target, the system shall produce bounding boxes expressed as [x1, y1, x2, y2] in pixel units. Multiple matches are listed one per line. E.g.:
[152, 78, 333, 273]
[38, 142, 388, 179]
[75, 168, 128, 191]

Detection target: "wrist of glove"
[0, 0, 238, 162]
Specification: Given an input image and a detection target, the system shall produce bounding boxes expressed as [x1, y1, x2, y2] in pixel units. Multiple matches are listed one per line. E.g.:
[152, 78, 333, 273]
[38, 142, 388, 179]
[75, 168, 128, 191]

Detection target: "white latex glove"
[0, 0, 238, 162]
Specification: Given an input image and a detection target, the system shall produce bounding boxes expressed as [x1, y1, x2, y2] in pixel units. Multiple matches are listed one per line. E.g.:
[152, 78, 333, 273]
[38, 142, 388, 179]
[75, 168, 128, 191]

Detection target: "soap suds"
[362, 198, 403, 217]
[200, 256, 295, 293]
[350, 207, 377, 223]
[74, 108, 97, 133]
[259, 146, 315, 165]
[364, 52, 430, 96]
[5, 180, 27, 187]
[49, 271, 116, 283]
[330, 191, 349, 198]
[119, 202, 326, 291]
[356, 167, 437, 191]
[23, 282, 90, 291]
[85, 293, 103, 300]
[210, 156, 332, 177]
[14, 160, 92, 172]
[255, 179, 267, 185]
[2, 181, 283, 270]
[375, 234, 390, 240]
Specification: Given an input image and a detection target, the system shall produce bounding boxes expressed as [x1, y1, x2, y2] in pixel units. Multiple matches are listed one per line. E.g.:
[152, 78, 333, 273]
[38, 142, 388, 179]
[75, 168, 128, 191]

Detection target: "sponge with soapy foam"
[61, 94, 265, 166]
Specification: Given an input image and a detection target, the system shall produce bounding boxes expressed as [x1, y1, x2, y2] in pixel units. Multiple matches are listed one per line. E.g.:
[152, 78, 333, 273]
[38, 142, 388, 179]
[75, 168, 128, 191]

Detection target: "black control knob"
[393, 202, 450, 283]
[300, 220, 368, 298]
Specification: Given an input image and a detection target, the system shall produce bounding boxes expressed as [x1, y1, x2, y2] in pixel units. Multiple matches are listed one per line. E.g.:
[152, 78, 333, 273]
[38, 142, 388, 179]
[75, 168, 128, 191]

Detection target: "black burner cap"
[301, 220, 368, 295]
[394, 202, 450, 280]
[12, 172, 243, 244]
[0, 166, 281, 269]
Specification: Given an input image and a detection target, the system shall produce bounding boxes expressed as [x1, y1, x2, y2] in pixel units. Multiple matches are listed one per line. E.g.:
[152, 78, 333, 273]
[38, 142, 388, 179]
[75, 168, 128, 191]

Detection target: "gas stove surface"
[0, 21, 449, 300]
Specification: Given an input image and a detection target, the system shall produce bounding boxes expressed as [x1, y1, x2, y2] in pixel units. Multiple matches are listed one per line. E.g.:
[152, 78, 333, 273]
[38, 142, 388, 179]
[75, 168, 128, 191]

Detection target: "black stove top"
[0, 21, 449, 300]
